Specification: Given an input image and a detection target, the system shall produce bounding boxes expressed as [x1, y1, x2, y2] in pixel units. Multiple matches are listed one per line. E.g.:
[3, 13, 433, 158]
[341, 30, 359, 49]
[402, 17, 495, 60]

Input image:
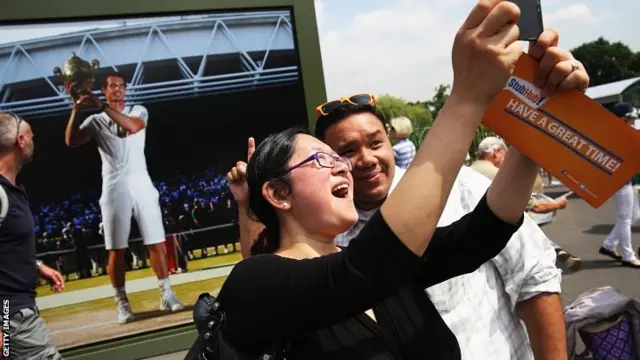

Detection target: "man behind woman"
[210, 1, 589, 359]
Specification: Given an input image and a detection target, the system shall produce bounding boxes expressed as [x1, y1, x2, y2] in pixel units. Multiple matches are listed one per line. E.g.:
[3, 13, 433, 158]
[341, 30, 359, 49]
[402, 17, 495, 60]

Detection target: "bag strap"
[0, 184, 10, 229]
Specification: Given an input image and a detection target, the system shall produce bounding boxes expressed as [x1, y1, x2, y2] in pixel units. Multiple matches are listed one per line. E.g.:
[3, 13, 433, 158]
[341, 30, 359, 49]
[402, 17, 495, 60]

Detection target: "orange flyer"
[482, 54, 640, 208]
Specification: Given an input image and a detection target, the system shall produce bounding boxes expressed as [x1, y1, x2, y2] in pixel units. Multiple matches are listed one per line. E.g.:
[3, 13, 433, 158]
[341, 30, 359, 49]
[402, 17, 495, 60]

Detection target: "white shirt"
[336, 165, 561, 360]
[80, 105, 152, 190]
[392, 139, 416, 169]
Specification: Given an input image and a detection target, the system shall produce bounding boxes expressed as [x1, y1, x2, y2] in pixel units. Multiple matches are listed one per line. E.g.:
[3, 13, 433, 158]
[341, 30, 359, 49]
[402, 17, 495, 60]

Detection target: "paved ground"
[542, 186, 640, 358]
[543, 186, 640, 305]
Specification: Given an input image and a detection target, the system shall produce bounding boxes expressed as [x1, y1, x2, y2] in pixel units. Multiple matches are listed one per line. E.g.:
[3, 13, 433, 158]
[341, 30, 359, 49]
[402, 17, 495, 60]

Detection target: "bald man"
[0, 112, 64, 359]
[471, 136, 582, 270]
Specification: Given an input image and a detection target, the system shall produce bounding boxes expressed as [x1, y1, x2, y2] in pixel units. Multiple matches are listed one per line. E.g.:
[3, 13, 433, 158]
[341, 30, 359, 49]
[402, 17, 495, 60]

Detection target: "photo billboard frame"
[0, 1, 326, 359]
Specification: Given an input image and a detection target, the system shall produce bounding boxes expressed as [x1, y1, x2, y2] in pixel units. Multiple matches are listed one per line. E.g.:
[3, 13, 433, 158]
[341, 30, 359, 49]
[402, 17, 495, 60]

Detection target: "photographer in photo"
[0, 112, 64, 360]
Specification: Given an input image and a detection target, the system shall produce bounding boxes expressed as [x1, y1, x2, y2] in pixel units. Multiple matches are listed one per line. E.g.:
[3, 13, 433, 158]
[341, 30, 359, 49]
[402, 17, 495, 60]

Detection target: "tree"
[424, 84, 451, 119]
[631, 52, 640, 75]
[412, 84, 496, 160]
[376, 94, 433, 147]
[571, 37, 640, 87]
[409, 84, 451, 119]
[377, 86, 500, 156]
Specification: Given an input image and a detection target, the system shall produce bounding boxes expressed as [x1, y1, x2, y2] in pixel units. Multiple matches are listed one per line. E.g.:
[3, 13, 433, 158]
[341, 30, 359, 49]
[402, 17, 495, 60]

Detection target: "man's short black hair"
[314, 103, 387, 140]
[101, 73, 127, 89]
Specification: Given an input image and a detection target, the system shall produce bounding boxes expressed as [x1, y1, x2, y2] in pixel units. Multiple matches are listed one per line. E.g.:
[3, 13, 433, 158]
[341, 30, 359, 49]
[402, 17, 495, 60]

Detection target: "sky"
[1, 1, 639, 102]
[315, 0, 640, 101]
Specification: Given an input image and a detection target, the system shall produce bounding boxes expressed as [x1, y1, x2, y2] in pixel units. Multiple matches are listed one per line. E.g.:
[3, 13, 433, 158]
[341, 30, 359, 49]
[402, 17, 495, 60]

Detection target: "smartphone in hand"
[508, 0, 544, 41]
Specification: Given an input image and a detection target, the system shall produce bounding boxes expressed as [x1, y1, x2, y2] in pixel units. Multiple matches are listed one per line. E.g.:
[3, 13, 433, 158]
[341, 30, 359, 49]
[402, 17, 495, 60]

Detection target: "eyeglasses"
[315, 94, 376, 118]
[284, 152, 352, 175]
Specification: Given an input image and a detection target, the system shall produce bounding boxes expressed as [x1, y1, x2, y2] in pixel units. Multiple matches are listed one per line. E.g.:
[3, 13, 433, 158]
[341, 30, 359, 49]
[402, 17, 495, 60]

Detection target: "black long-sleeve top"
[217, 194, 524, 359]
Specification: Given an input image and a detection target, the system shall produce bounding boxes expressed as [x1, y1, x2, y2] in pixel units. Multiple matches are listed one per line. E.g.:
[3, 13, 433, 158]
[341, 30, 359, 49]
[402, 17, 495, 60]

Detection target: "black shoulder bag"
[185, 293, 290, 360]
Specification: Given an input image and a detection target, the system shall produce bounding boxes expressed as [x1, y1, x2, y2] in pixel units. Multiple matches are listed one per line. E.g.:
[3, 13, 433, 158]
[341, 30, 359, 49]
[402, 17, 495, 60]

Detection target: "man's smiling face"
[322, 112, 396, 211]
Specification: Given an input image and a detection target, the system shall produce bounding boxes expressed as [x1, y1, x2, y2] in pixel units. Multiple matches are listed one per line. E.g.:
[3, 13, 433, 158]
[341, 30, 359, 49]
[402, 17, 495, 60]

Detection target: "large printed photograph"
[0, 8, 306, 350]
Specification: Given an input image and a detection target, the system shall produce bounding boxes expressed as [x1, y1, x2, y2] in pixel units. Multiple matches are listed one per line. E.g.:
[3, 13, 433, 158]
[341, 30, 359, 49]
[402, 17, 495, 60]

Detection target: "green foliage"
[376, 86, 500, 153]
[375, 36, 640, 159]
[372, 37, 640, 152]
[406, 84, 452, 145]
[376, 94, 433, 148]
[571, 37, 640, 87]
[423, 84, 451, 119]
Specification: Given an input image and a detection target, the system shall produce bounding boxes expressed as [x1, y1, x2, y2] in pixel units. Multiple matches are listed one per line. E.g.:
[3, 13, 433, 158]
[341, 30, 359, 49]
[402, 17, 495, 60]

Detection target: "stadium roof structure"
[0, 0, 327, 130]
[586, 77, 640, 103]
[0, 11, 301, 119]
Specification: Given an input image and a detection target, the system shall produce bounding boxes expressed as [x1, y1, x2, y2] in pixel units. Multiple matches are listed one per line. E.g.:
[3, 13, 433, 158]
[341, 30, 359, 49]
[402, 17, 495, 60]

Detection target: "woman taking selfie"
[205, 1, 589, 359]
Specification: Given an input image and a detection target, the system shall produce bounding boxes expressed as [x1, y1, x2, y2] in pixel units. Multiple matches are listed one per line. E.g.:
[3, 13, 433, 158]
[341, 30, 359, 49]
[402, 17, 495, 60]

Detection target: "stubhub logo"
[505, 76, 548, 109]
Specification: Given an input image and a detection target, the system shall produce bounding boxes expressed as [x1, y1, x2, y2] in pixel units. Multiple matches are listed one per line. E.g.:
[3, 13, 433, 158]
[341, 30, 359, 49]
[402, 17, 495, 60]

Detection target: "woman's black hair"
[247, 126, 312, 255]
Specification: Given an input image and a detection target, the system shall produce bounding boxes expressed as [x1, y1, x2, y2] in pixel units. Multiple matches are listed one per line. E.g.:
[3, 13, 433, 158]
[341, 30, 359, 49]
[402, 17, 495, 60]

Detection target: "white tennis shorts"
[100, 183, 165, 250]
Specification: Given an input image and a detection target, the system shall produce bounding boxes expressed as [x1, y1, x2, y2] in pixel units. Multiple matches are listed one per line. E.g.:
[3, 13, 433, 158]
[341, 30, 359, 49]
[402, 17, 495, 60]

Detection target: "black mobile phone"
[509, 0, 544, 41]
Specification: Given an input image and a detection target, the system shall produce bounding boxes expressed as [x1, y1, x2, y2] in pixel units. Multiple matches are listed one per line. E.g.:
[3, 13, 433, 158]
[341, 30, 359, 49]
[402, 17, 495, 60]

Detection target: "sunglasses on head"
[315, 94, 376, 118]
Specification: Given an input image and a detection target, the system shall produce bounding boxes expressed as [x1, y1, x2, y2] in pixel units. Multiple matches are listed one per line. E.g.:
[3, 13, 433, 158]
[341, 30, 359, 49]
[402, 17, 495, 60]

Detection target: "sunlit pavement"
[542, 186, 640, 305]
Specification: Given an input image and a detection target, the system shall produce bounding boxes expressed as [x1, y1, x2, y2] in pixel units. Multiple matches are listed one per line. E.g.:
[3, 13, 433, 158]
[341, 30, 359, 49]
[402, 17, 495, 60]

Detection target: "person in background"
[176, 203, 196, 260]
[473, 137, 562, 209]
[388, 116, 416, 169]
[543, 168, 561, 186]
[470, 136, 582, 270]
[472, 137, 568, 213]
[0, 112, 65, 359]
[61, 222, 75, 249]
[76, 224, 92, 279]
[191, 198, 211, 256]
[599, 102, 640, 268]
[41, 232, 58, 272]
[163, 208, 188, 273]
[223, 198, 238, 253]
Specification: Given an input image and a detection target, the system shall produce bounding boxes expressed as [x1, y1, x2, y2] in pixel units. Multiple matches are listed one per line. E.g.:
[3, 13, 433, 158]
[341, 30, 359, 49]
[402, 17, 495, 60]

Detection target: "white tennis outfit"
[603, 182, 640, 262]
[80, 105, 165, 250]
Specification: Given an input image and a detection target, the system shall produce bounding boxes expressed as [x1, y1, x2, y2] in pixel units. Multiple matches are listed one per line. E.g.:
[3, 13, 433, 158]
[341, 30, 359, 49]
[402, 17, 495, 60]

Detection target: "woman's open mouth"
[332, 183, 349, 198]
